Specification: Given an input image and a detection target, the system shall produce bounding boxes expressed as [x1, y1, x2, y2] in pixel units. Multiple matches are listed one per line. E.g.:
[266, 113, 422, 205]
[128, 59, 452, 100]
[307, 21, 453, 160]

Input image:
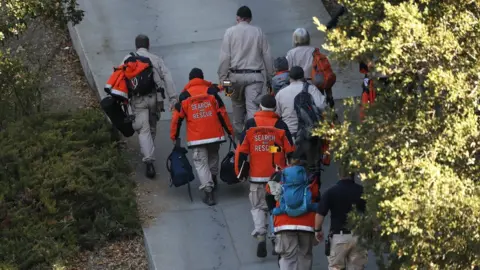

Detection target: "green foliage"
[0, 0, 84, 41]
[0, 109, 140, 270]
[314, 0, 480, 269]
[0, 50, 42, 127]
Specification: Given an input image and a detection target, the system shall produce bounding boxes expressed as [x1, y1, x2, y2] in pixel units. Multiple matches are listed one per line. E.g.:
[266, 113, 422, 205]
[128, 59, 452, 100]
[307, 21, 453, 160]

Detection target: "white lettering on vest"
[192, 111, 213, 119]
[191, 101, 212, 111]
[254, 134, 276, 142]
[253, 134, 276, 152]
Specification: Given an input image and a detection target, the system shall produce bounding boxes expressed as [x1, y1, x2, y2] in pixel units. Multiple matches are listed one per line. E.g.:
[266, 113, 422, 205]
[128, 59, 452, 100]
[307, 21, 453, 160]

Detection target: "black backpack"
[166, 142, 195, 202]
[220, 137, 241, 185]
[294, 82, 323, 142]
[123, 52, 155, 96]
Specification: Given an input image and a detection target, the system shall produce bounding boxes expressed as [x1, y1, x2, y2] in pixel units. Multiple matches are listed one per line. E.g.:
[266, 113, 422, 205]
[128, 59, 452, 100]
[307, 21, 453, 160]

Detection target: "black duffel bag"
[100, 96, 135, 137]
[220, 137, 242, 185]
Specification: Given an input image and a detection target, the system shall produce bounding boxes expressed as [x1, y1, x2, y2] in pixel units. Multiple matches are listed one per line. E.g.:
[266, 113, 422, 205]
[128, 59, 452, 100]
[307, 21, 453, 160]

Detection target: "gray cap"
[274, 57, 289, 72]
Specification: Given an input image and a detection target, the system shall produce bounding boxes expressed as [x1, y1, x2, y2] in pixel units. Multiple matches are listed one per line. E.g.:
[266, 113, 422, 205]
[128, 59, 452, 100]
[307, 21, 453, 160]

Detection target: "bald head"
[135, 34, 150, 50]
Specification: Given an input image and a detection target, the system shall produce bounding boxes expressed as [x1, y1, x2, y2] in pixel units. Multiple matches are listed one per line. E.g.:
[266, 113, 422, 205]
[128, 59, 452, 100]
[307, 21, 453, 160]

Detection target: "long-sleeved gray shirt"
[275, 81, 326, 134]
[122, 48, 178, 103]
[218, 21, 274, 81]
[285, 46, 316, 79]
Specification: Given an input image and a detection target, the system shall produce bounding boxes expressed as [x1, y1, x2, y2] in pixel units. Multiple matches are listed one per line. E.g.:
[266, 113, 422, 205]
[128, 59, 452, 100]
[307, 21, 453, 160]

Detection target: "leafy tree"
[0, 0, 84, 126]
[314, 0, 480, 269]
[0, 0, 84, 41]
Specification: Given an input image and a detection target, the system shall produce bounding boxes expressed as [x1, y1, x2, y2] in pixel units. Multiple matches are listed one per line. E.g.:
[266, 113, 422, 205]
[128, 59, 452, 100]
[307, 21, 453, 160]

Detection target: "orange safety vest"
[359, 62, 376, 121]
[235, 111, 295, 183]
[170, 78, 233, 147]
[266, 180, 319, 233]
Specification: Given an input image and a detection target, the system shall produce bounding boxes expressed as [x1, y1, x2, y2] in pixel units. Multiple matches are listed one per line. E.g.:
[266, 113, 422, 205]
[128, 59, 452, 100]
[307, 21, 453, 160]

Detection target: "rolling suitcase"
[100, 96, 135, 137]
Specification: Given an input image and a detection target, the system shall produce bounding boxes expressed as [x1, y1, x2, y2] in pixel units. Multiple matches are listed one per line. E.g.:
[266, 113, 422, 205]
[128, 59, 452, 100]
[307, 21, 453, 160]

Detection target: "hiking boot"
[256, 234, 267, 258]
[145, 162, 156, 179]
[212, 175, 218, 191]
[202, 189, 216, 206]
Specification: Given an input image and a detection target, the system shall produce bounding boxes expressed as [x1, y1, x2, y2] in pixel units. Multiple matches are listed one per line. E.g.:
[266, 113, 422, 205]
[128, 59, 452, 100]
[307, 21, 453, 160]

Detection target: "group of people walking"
[108, 5, 369, 270]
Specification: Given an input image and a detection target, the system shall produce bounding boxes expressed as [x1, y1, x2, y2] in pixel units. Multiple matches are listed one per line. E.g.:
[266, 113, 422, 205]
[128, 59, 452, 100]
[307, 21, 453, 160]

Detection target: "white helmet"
[292, 28, 310, 47]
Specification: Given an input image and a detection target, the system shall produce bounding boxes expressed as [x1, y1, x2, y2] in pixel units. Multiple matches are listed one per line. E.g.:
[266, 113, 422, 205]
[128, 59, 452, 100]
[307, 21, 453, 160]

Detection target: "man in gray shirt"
[276, 66, 326, 171]
[218, 6, 274, 138]
[275, 66, 326, 137]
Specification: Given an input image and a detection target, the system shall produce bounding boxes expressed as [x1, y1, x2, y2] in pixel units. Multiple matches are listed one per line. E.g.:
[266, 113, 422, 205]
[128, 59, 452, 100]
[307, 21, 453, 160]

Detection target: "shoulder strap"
[129, 52, 137, 57]
[302, 82, 310, 93]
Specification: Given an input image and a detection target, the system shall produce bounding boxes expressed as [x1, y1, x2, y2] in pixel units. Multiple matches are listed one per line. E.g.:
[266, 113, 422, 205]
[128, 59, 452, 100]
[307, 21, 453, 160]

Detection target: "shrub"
[0, 109, 140, 270]
[0, 0, 84, 41]
[0, 50, 42, 128]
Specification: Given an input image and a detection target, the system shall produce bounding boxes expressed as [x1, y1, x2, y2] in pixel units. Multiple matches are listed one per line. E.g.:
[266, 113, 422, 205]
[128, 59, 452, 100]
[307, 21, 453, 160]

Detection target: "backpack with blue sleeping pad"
[272, 165, 318, 217]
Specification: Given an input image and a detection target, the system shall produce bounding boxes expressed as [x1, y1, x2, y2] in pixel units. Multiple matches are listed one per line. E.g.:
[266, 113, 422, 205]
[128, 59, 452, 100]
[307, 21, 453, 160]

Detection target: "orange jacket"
[234, 111, 295, 183]
[170, 78, 233, 147]
[360, 76, 376, 121]
[104, 61, 151, 100]
[359, 62, 376, 120]
[266, 178, 319, 233]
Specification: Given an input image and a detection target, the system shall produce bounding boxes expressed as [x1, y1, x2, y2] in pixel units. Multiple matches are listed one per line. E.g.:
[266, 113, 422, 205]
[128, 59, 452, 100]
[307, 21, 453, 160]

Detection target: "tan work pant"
[131, 94, 157, 163]
[229, 73, 266, 137]
[275, 231, 314, 270]
[328, 234, 368, 270]
[192, 144, 220, 192]
[249, 182, 269, 236]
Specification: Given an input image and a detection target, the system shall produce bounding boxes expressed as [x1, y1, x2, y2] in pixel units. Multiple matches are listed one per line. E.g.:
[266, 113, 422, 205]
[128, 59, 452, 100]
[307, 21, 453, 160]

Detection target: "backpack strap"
[129, 52, 138, 57]
[302, 82, 310, 93]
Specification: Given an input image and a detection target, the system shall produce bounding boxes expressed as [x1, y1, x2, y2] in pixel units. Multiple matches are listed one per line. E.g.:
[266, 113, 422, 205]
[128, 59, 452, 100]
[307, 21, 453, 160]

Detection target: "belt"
[230, 69, 262, 74]
[305, 78, 312, 80]
[331, 229, 351, 234]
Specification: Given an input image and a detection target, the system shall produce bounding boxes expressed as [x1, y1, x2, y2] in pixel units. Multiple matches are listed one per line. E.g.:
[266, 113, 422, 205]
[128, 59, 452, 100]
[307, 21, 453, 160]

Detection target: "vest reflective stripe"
[274, 224, 314, 233]
[111, 89, 128, 99]
[249, 176, 270, 183]
[187, 136, 226, 147]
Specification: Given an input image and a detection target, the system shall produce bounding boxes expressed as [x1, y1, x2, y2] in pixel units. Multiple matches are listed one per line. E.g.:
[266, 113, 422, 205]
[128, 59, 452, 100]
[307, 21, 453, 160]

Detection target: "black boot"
[256, 235, 267, 258]
[145, 162, 156, 179]
[212, 175, 218, 191]
[202, 190, 216, 206]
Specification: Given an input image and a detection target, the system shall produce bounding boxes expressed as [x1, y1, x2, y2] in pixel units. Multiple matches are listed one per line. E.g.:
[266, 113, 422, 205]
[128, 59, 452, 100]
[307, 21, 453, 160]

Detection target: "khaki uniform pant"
[249, 183, 268, 236]
[192, 144, 220, 192]
[229, 73, 266, 137]
[275, 231, 314, 270]
[131, 94, 157, 163]
[328, 234, 368, 270]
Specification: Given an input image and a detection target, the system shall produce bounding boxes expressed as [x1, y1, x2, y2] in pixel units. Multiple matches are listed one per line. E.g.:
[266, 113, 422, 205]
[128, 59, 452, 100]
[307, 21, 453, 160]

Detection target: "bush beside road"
[0, 2, 148, 270]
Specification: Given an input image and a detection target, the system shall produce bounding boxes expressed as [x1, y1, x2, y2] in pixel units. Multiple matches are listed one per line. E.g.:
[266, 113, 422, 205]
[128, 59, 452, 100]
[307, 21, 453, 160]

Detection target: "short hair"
[274, 57, 289, 72]
[289, 66, 305, 80]
[189, 68, 204, 80]
[236, 6, 252, 19]
[135, 34, 150, 49]
[260, 94, 277, 110]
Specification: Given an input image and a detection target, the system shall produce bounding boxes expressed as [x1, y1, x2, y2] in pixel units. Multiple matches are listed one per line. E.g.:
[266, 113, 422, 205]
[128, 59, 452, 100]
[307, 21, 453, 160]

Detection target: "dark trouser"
[292, 133, 322, 173]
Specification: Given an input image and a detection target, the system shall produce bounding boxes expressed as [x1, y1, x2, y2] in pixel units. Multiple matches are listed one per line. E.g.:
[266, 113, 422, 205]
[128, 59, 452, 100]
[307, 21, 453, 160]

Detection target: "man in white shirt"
[275, 66, 326, 171]
[276, 66, 326, 137]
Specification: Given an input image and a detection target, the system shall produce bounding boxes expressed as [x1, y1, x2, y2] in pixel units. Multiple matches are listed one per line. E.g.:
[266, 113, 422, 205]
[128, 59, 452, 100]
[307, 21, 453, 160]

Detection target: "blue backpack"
[166, 144, 195, 202]
[272, 165, 318, 217]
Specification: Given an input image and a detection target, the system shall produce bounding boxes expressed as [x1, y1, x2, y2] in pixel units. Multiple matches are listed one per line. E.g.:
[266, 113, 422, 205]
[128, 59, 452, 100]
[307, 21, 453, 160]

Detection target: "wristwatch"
[314, 228, 322, 232]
